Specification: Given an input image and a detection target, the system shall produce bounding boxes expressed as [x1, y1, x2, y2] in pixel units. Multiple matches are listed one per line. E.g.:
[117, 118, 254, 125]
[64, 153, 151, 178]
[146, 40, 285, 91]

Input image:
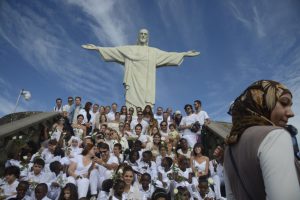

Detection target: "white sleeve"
[204, 111, 209, 119]
[179, 117, 186, 126]
[258, 129, 300, 200]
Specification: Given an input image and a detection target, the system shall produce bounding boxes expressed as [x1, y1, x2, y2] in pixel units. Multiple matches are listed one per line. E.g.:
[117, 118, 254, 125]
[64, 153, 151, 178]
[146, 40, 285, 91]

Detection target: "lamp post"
[11, 89, 31, 122]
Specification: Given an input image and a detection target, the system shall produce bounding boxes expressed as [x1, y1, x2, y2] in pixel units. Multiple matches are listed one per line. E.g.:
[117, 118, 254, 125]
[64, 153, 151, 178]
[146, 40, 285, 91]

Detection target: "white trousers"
[67, 176, 89, 198]
[182, 134, 197, 148]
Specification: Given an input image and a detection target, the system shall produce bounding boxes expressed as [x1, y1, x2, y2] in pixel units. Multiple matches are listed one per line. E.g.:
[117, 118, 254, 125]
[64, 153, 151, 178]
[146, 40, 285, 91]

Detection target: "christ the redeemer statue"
[82, 29, 200, 109]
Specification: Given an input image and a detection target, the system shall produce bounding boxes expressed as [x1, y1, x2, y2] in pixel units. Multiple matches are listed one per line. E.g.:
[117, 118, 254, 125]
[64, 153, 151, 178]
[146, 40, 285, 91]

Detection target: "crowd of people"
[2, 79, 299, 200]
[1, 97, 227, 200]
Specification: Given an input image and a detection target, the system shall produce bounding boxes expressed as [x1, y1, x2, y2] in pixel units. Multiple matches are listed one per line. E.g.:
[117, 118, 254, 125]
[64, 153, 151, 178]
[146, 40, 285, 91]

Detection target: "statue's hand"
[185, 50, 200, 57]
[81, 44, 98, 50]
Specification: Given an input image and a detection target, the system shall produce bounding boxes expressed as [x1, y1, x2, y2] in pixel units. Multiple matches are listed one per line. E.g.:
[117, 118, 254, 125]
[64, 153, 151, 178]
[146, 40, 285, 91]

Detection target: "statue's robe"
[98, 45, 185, 109]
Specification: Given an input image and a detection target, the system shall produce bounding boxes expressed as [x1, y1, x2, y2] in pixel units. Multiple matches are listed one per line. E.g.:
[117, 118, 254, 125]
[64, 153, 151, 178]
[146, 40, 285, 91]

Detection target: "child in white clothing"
[0, 166, 20, 199]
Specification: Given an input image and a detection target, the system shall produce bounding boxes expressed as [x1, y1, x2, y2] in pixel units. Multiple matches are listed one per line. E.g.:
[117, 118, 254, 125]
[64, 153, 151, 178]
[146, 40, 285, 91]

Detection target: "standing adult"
[179, 104, 198, 147]
[224, 80, 300, 199]
[54, 98, 63, 112]
[68, 97, 83, 124]
[82, 29, 200, 109]
[63, 97, 74, 115]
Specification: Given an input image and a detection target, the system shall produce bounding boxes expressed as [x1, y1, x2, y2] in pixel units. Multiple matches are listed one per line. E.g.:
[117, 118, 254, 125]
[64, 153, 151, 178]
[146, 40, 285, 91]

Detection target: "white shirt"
[180, 113, 198, 135]
[130, 119, 149, 135]
[107, 111, 116, 122]
[195, 110, 209, 125]
[154, 114, 163, 124]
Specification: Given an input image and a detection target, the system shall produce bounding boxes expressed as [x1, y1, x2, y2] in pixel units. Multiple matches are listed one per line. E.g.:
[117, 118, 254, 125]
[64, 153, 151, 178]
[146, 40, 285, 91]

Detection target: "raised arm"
[81, 44, 99, 50]
[184, 50, 200, 57]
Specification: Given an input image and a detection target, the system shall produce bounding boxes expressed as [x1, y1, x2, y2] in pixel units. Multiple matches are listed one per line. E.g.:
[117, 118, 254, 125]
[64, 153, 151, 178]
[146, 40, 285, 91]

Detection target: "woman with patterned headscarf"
[223, 80, 300, 200]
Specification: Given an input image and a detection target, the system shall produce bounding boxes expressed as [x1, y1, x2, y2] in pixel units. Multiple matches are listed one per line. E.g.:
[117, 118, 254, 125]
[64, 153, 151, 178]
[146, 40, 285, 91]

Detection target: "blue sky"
[0, 0, 299, 130]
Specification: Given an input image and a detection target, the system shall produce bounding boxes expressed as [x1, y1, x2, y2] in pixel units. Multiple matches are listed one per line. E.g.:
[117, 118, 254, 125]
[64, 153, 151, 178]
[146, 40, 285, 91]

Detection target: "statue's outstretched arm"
[81, 44, 99, 50]
[184, 50, 200, 57]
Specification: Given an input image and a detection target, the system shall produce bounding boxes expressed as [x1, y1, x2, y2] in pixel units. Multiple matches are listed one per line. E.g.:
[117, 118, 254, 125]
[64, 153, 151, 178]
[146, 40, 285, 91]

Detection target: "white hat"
[175, 110, 181, 115]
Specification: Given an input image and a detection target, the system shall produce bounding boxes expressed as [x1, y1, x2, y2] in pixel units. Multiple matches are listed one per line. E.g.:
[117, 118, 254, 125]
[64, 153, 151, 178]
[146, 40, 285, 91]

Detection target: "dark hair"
[141, 172, 151, 180]
[114, 143, 122, 151]
[163, 157, 173, 169]
[48, 139, 58, 146]
[113, 179, 125, 191]
[193, 142, 204, 156]
[129, 150, 140, 161]
[58, 183, 78, 200]
[33, 158, 45, 167]
[17, 180, 29, 190]
[49, 161, 61, 173]
[97, 142, 109, 150]
[35, 183, 48, 193]
[77, 114, 84, 119]
[142, 150, 152, 158]
[194, 100, 202, 106]
[198, 176, 208, 184]
[175, 186, 191, 199]
[102, 179, 114, 193]
[84, 102, 92, 111]
[169, 123, 175, 129]
[81, 143, 94, 156]
[5, 166, 20, 178]
[151, 188, 169, 200]
[135, 123, 143, 130]
[184, 104, 193, 111]
[160, 120, 168, 126]
[75, 96, 81, 101]
[56, 98, 62, 102]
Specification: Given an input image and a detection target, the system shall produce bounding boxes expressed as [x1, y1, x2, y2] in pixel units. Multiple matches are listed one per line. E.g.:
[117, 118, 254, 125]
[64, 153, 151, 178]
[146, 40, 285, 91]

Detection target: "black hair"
[75, 96, 81, 101]
[58, 183, 78, 200]
[163, 157, 173, 168]
[56, 98, 62, 102]
[141, 172, 151, 181]
[194, 100, 202, 106]
[184, 104, 193, 110]
[151, 188, 169, 200]
[49, 161, 61, 173]
[33, 158, 45, 167]
[5, 166, 20, 178]
[77, 114, 84, 119]
[142, 150, 152, 158]
[135, 123, 143, 130]
[35, 183, 48, 193]
[102, 179, 114, 193]
[114, 143, 122, 151]
[97, 142, 109, 150]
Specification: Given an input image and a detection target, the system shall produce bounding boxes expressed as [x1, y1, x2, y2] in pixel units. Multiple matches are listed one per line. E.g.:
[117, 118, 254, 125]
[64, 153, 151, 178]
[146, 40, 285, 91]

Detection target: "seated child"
[12, 181, 31, 200]
[0, 166, 20, 199]
[57, 183, 78, 200]
[174, 186, 192, 200]
[48, 161, 67, 200]
[109, 179, 125, 200]
[193, 177, 215, 200]
[139, 173, 154, 200]
[26, 158, 49, 184]
[97, 179, 113, 200]
[138, 151, 157, 180]
[157, 157, 173, 192]
[35, 183, 51, 200]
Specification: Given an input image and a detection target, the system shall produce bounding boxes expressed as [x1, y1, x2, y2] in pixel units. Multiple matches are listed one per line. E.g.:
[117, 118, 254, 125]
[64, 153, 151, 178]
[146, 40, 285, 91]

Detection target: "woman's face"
[270, 93, 294, 127]
[123, 170, 134, 186]
[194, 146, 202, 154]
[77, 116, 84, 124]
[153, 135, 161, 144]
[100, 115, 106, 122]
[160, 147, 167, 156]
[64, 189, 71, 200]
[145, 106, 151, 112]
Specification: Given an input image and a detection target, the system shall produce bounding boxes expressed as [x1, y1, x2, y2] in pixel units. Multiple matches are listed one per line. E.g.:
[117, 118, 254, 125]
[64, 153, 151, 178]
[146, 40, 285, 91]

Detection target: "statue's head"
[137, 28, 149, 46]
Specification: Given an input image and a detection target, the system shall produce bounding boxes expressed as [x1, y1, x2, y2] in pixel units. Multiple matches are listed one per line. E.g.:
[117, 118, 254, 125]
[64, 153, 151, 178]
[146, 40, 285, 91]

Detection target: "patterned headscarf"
[225, 80, 292, 145]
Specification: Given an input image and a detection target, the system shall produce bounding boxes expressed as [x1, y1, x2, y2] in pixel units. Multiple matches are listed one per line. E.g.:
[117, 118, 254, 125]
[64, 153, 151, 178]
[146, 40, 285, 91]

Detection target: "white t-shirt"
[154, 114, 163, 124]
[180, 113, 198, 135]
[107, 111, 116, 122]
[195, 110, 209, 125]
[131, 119, 149, 135]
